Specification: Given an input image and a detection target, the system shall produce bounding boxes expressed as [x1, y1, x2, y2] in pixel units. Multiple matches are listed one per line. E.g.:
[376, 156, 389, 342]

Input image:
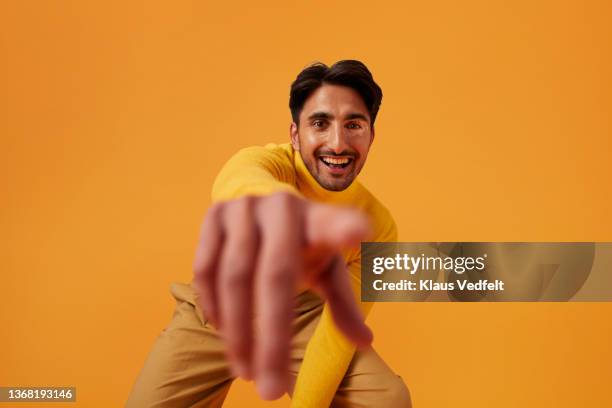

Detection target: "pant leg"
[331, 347, 412, 408]
[125, 282, 234, 408]
[287, 298, 412, 408]
[126, 283, 326, 408]
[127, 281, 410, 407]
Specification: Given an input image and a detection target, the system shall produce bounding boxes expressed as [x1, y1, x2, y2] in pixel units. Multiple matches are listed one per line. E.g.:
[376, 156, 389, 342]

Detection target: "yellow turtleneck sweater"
[211, 143, 397, 408]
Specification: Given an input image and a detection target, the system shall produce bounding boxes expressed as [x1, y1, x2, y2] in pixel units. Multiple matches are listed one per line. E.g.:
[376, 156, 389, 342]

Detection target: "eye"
[346, 122, 362, 129]
[312, 120, 326, 128]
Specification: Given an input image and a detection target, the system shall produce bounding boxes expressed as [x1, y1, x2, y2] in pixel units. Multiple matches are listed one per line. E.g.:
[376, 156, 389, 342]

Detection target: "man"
[127, 60, 411, 407]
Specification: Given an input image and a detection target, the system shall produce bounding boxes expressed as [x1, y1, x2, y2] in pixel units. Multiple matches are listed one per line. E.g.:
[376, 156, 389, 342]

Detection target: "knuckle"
[232, 228, 256, 250]
[193, 269, 211, 285]
[239, 194, 255, 208]
[225, 197, 256, 226]
[267, 248, 296, 268]
[259, 339, 289, 368]
[192, 264, 202, 279]
[239, 195, 257, 210]
[265, 264, 295, 287]
[199, 204, 224, 239]
[254, 193, 302, 226]
[227, 335, 250, 355]
[206, 202, 224, 221]
[220, 261, 252, 288]
[193, 261, 213, 280]
[231, 254, 252, 274]
[267, 191, 296, 209]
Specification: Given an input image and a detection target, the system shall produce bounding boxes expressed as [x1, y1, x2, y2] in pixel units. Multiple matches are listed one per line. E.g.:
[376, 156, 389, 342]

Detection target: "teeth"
[321, 156, 350, 165]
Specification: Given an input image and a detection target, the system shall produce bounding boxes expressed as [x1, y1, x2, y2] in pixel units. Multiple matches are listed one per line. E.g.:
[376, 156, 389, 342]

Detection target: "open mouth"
[319, 155, 353, 169]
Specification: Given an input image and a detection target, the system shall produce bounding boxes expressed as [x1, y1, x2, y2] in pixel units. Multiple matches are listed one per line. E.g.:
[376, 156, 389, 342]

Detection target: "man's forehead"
[300, 84, 370, 120]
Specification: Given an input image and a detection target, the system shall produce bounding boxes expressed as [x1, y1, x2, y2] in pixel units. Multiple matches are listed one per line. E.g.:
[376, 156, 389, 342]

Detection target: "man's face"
[290, 84, 375, 191]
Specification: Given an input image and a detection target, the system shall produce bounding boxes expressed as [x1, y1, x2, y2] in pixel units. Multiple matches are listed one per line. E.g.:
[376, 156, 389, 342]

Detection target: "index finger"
[315, 255, 373, 348]
[304, 202, 371, 250]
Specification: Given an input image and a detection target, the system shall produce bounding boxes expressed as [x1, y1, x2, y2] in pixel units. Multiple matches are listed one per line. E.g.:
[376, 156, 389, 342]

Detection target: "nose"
[327, 123, 350, 154]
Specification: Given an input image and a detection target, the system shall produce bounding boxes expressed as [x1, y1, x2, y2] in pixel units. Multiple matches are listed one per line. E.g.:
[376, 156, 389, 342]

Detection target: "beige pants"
[126, 282, 411, 407]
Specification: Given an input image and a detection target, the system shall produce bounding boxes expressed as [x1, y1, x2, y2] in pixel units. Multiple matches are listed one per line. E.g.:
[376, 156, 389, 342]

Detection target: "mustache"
[316, 150, 358, 158]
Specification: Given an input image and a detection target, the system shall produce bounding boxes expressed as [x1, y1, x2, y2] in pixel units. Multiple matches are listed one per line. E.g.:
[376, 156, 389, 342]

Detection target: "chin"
[319, 178, 353, 192]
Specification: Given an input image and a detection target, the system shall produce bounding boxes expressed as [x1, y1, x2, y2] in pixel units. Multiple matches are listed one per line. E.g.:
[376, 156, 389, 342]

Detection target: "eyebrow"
[345, 112, 369, 122]
[306, 111, 370, 122]
[307, 111, 332, 121]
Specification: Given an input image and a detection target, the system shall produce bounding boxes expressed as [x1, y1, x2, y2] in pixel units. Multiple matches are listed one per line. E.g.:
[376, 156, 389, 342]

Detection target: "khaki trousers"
[126, 282, 411, 408]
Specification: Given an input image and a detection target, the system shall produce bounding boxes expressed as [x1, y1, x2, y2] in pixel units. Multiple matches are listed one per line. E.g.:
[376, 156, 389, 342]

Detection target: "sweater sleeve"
[290, 214, 398, 408]
[211, 145, 301, 202]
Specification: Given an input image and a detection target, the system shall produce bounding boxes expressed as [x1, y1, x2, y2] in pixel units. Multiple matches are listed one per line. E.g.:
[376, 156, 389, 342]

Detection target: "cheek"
[351, 135, 372, 157]
[300, 131, 325, 153]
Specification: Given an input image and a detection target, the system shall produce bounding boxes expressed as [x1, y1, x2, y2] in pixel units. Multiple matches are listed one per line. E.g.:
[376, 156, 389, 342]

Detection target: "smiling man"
[127, 60, 411, 408]
[293, 84, 372, 192]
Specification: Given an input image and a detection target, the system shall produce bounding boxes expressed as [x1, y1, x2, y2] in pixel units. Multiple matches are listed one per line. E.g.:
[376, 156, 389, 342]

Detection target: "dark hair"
[289, 60, 383, 126]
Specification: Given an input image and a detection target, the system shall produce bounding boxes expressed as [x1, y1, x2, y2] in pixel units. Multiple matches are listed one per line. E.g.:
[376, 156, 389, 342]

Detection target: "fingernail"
[232, 362, 252, 381]
[355, 325, 374, 349]
[257, 372, 287, 400]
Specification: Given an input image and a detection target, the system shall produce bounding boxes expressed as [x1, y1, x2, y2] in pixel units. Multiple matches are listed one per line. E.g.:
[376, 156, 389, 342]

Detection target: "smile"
[319, 155, 353, 169]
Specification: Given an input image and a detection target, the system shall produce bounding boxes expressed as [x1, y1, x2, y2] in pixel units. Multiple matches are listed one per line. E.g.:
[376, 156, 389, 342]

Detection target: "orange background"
[1, 1, 611, 407]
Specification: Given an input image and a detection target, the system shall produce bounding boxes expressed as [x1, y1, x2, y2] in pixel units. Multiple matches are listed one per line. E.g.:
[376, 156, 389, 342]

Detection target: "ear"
[290, 122, 300, 150]
[369, 125, 376, 146]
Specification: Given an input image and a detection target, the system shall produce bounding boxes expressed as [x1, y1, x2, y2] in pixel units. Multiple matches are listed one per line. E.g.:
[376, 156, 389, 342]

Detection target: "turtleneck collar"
[291, 145, 361, 205]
